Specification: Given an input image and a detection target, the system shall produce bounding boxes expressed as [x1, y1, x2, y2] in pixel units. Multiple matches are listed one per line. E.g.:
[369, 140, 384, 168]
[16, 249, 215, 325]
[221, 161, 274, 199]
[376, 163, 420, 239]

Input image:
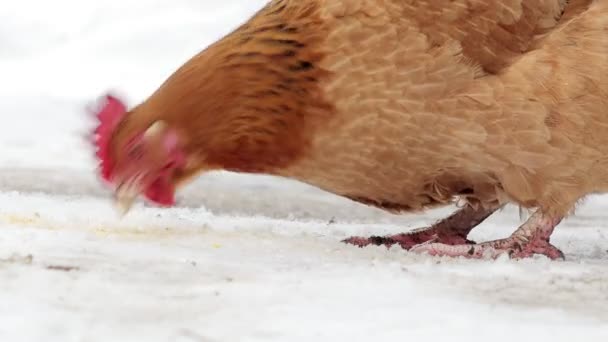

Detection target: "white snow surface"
[1, 1, 608, 341]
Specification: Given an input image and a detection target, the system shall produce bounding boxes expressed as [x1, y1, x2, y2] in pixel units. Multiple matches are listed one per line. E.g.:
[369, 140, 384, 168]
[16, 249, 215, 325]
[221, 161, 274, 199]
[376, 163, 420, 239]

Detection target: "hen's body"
[102, 0, 608, 259]
[275, 0, 607, 218]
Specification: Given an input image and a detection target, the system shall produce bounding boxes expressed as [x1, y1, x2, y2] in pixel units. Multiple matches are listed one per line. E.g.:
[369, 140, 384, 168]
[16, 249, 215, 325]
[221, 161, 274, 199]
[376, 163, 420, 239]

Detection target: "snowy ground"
[1, 1, 608, 341]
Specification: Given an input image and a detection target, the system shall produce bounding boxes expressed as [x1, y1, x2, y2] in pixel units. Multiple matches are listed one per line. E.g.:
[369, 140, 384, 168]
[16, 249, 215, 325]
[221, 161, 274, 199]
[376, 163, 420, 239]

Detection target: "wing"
[401, 0, 575, 73]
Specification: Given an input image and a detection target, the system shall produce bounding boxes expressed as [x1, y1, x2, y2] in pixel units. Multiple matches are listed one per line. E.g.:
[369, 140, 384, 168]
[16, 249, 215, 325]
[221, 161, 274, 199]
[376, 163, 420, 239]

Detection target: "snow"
[1, 1, 607, 341]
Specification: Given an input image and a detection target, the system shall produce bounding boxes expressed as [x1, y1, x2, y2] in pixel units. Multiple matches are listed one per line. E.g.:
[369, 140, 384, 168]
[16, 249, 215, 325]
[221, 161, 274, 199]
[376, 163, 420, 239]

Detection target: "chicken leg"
[410, 210, 564, 260]
[342, 204, 500, 250]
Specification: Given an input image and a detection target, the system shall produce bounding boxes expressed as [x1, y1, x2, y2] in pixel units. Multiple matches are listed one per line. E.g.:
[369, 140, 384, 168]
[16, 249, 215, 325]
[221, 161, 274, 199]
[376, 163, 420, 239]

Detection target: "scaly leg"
[342, 204, 500, 250]
[410, 210, 564, 260]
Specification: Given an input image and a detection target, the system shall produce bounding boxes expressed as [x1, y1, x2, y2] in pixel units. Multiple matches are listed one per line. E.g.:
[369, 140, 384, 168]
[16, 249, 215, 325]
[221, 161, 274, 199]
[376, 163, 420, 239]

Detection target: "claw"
[342, 204, 498, 250]
[410, 210, 564, 260]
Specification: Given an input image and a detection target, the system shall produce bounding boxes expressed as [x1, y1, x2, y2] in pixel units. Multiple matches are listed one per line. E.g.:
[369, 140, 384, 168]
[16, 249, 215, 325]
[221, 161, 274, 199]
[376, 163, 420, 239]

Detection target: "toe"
[342, 236, 372, 247]
[342, 235, 397, 248]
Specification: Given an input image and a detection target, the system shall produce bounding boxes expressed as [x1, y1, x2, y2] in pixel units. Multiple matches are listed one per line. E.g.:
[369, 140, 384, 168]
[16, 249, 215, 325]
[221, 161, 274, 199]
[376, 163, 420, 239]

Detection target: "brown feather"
[110, 0, 607, 219]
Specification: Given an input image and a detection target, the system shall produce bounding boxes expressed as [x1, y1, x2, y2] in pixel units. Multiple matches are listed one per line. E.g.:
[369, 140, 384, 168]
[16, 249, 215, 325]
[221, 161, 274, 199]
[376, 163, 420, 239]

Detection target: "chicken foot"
[410, 210, 564, 260]
[342, 204, 500, 250]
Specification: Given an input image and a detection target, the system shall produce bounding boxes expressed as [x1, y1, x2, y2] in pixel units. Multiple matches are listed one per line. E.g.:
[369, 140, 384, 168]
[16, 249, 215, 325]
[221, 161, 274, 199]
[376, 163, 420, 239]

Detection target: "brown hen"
[92, 0, 608, 259]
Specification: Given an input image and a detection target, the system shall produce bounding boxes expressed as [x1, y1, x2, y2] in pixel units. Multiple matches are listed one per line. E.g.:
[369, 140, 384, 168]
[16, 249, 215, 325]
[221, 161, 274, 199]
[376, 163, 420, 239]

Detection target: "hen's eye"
[128, 144, 144, 160]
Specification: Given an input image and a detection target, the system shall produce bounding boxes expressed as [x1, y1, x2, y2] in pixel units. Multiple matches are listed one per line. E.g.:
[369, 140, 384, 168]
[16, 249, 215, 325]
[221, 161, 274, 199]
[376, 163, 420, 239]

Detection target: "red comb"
[91, 93, 128, 182]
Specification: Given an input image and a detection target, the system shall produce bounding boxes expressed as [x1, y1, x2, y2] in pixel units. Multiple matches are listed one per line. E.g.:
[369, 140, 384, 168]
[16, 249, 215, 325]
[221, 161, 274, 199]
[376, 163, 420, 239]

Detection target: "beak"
[114, 181, 141, 216]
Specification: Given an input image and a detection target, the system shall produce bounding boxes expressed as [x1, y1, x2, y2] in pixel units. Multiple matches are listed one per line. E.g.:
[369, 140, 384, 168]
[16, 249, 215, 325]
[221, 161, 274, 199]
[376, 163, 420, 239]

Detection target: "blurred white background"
[0, 1, 607, 341]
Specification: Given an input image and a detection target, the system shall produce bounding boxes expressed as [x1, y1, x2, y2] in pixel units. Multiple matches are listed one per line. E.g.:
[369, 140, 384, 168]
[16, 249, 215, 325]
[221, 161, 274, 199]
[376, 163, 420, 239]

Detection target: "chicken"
[90, 0, 608, 259]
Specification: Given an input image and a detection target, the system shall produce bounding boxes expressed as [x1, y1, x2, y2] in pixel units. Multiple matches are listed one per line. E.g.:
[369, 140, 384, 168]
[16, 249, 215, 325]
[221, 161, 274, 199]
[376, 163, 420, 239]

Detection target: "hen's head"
[90, 1, 334, 214]
[91, 94, 187, 213]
